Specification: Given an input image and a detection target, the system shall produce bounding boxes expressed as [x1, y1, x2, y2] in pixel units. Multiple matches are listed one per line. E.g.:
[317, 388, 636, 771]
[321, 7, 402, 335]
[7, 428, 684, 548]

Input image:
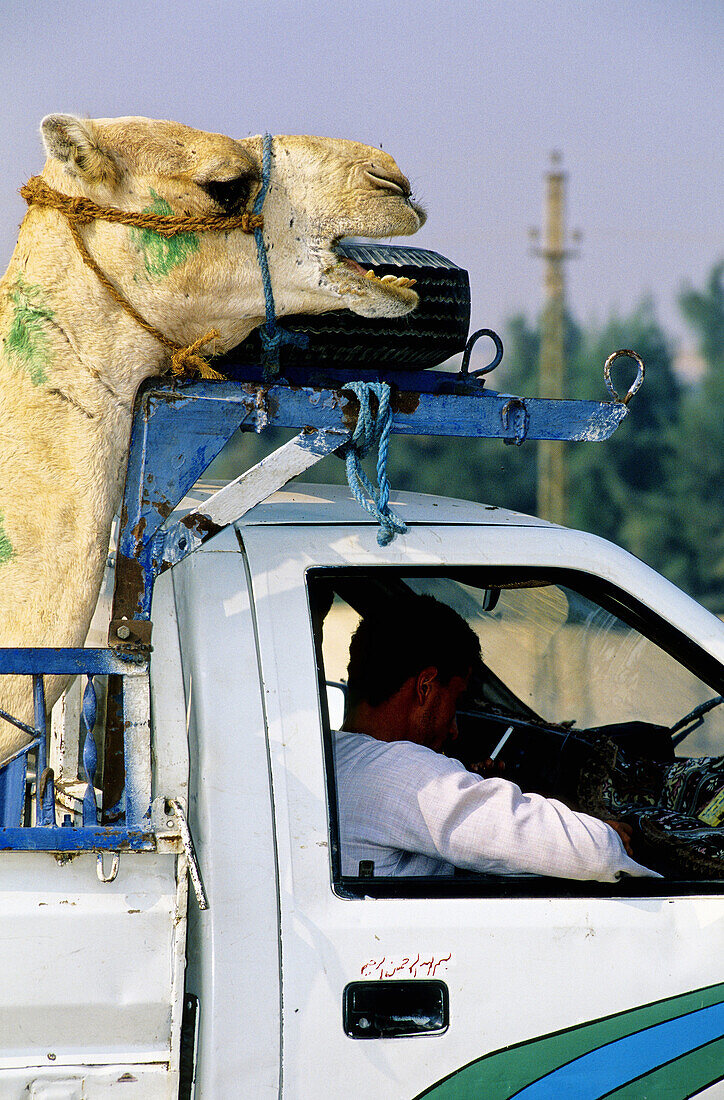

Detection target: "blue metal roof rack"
[109, 343, 645, 642]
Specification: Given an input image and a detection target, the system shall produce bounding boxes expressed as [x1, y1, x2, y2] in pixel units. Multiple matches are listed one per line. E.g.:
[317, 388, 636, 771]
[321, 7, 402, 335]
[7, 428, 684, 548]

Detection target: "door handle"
[343, 980, 449, 1039]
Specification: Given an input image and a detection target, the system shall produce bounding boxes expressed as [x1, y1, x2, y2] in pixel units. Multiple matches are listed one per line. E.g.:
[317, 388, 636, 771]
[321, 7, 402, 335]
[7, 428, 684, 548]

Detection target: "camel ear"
[41, 114, 120, 187]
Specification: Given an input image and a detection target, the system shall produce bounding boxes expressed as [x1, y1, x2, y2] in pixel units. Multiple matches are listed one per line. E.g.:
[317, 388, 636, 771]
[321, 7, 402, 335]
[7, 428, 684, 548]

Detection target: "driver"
[334, 594, 659, 881]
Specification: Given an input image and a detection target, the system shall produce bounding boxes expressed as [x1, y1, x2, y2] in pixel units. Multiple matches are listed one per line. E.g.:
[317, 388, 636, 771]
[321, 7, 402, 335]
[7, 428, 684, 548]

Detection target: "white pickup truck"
[1, 471, 723, 1098]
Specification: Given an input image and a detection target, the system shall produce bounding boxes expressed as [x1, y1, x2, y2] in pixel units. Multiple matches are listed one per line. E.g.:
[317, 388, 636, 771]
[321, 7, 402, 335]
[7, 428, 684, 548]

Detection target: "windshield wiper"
[671, 696, 724, 746]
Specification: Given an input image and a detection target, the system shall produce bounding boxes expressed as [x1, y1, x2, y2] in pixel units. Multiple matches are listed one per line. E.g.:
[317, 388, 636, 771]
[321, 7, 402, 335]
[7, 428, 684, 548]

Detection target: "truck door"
[241, 522, 724, 1100]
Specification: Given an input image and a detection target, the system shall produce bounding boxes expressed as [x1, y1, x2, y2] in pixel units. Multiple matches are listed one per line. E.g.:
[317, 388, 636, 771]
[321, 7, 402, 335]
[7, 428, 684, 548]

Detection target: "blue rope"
[342, 382, 408, 546]
[252, 133, 308, 379]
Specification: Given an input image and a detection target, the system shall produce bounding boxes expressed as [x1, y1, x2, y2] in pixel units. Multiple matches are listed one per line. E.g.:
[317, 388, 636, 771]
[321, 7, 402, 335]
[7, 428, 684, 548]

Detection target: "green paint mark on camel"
[130, 189, 199, 278]
[5, 276, 54, 386]
[0, 514, 14, 566]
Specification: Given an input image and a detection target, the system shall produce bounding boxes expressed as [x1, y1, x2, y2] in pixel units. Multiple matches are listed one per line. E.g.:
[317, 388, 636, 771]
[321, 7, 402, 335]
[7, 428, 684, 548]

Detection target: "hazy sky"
[1, 0, 721, 363]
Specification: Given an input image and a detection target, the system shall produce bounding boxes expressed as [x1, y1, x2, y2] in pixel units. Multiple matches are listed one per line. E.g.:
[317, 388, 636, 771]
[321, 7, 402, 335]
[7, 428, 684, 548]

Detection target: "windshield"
[402, 575, 723, 756]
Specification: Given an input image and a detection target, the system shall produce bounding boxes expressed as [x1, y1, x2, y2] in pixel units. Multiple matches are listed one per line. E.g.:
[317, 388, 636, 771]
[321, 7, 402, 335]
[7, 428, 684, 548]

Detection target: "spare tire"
[220, 243, 470, 377]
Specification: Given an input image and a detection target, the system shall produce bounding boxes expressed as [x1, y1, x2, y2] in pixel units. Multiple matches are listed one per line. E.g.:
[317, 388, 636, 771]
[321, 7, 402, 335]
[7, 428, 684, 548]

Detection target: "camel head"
[36, 115, 427, 360]
[0, 116, 427, 764]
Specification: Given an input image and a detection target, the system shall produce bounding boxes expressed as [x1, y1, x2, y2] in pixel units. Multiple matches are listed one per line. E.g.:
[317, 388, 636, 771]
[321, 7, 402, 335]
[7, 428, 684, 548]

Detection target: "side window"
[318, 593, 360, 727]
[309, 568, 724, 896]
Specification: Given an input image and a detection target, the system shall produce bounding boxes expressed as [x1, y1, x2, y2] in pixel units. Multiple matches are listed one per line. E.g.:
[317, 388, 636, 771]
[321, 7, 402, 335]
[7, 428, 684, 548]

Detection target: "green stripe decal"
[415, 982, 724, 1100]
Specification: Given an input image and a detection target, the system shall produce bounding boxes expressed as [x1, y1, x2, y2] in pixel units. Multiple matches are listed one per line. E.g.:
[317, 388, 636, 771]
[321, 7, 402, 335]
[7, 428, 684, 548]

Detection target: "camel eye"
[200, 174, 252, 213]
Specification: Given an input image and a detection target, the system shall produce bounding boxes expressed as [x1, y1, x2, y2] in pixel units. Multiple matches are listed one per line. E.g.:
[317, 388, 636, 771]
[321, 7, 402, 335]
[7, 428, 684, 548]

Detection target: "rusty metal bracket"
[109, 619, 153, 650]
[156, 426, 348, 576]
[110, 358, 643, 633]
[501, 396, 530, 445]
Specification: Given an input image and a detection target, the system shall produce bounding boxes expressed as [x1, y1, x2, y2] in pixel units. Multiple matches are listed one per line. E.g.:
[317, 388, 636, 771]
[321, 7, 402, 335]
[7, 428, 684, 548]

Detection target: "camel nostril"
[364, 168, 411, 198]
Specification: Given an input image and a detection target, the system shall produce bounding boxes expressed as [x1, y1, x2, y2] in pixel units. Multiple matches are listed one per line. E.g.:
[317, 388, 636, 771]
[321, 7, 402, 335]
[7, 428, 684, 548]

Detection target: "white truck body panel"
[166, 551, 282, 1097]
[0, 851, 185, 1098]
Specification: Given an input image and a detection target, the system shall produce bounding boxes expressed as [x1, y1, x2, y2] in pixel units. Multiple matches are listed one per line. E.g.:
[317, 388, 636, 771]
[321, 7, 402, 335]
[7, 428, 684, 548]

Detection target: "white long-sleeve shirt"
[333, 731, 660, 881]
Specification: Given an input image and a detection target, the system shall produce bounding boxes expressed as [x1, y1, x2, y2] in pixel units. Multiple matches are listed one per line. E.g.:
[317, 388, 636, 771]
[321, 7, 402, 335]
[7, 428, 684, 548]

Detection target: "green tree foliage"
[680, 262, 724, 369]
[633, 262, 724, 611]
[566, 302, 681, 547]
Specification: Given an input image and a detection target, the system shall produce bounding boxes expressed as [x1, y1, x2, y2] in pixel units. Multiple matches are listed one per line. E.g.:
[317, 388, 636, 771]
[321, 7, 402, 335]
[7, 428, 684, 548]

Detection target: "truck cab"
[164, 481, 724, 1097]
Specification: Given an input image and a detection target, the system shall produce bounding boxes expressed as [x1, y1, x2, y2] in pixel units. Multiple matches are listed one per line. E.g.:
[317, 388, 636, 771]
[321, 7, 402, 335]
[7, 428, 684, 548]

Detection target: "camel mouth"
[340, 254, 417, 291]
[323, 239, 420, 316]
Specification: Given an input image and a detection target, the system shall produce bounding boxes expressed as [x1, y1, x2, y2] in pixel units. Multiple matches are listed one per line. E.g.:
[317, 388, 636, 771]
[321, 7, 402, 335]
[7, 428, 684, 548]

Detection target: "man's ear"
[41, 114, 120, 187]
[415, 667, 438, 703]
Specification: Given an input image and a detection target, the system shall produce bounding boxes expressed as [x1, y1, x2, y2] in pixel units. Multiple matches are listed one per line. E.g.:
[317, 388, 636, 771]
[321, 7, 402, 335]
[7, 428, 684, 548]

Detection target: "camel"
[0, 114, 426, 763]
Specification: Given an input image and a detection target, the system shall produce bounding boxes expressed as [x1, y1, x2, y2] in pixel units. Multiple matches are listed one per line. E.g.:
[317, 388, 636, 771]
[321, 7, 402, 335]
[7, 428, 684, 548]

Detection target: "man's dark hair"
[346, 594, 482, 708]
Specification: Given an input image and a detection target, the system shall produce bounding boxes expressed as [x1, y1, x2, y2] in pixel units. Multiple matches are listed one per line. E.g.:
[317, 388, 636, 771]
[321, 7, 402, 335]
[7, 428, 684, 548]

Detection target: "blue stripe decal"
[514, 1002, 724, 1099]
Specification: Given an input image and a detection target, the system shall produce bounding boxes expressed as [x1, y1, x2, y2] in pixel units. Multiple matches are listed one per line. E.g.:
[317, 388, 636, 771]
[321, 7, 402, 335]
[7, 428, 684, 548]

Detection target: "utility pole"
[529, 152, 580, 525]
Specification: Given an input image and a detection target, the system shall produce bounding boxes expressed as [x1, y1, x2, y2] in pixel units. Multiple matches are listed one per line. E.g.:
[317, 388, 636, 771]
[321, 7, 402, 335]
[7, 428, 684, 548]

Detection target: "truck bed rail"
[0, 647, 151, 838]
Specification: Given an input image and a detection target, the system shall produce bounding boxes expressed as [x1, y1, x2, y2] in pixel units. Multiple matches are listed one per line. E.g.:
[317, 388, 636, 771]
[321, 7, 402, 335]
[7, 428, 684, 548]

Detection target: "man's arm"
[376, 742, 659, 881]
[471, 757, 637, 859]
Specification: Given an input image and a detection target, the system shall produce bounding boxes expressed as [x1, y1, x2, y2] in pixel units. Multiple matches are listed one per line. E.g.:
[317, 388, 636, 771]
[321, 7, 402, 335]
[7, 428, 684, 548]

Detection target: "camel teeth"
[378, 274, 417, 289]
[355, 269, 417, 290]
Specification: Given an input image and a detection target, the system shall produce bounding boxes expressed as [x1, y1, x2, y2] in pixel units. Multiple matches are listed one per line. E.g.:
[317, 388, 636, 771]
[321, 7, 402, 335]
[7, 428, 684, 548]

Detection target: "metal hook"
[604, 349, 645, 405]
[460, 328, 504, 378]
[96, 852, 120, 883]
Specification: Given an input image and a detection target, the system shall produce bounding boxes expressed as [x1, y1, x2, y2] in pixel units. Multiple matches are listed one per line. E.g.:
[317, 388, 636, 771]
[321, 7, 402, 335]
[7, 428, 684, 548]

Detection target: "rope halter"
[250, 134, 309, 380]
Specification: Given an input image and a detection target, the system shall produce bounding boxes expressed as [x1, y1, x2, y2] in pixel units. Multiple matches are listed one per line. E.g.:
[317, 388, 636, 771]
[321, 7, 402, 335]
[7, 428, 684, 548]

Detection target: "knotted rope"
[251, 134, 308, 380]
[20, 173, 266, 380]
[20, 175, 264, 236]
[341, 381, 407, 546]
